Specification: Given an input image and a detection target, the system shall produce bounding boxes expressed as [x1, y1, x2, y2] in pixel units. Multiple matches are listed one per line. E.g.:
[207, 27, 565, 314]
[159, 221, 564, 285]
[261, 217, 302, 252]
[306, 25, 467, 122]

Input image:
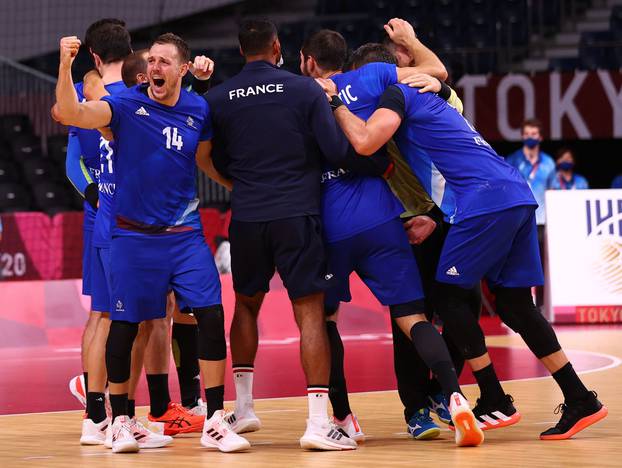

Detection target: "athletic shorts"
[325, 218, 424, 312]
[110, 230, 221, 323]
[436, 205, 544, 289]
[229, 216, 331, 300]
[91, 246, 111, 313]
[82, 229, 93, 296]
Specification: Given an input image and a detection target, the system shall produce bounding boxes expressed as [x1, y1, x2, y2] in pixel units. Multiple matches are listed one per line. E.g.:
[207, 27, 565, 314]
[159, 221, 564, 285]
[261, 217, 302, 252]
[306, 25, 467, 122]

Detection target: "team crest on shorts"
[115, 300, 125, 312]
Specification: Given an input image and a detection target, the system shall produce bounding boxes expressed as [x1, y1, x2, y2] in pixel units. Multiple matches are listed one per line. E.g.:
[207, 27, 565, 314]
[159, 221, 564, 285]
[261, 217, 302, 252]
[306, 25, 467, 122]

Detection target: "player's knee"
[105, 320, 139, 383]
[193, 305, 227, 361]
[389, 299, 425, 319]
[495, 287, 561, 358]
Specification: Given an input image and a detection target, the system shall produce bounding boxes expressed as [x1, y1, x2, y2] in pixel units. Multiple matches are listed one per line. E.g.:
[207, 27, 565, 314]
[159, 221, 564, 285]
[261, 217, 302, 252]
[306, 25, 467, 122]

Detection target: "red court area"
[0, 275, 617, 415]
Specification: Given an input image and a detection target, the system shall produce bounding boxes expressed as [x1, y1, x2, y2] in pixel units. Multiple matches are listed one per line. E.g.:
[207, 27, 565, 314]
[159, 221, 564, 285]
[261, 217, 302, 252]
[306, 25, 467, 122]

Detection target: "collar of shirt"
[242, 60, 278, 72]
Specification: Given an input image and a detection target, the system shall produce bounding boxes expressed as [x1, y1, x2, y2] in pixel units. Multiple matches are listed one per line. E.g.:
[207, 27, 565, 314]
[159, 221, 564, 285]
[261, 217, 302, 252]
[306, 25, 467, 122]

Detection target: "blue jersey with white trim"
[386, 84, 536, 223]
[321, 63, 404, 243]
[67, 82, 102, 231]
[101, 84, 213, 235]
[92, 81, 126, 247]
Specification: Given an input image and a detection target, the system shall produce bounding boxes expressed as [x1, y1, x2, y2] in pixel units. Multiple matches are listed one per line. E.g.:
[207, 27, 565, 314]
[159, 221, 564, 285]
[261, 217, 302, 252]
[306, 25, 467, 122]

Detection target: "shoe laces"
[415, 409, 434, 424]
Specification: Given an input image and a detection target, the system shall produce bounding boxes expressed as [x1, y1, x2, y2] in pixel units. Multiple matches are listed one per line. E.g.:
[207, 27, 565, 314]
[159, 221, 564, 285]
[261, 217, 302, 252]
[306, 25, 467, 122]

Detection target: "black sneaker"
[448, 394, 520, 431]
[540, 391, 607, 440]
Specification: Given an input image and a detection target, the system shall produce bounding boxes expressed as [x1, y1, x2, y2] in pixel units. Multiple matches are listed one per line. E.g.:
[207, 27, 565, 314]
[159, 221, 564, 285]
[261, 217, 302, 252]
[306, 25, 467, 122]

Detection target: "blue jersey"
[321, 63, 403, 243]
[67, 82, 102, 231]
[547, 171, 589, 190]
[380, 84, 536, 224]
[506, 149, 555, 225]
[92, 81, 127, 248]
[101, 84, 213, 235]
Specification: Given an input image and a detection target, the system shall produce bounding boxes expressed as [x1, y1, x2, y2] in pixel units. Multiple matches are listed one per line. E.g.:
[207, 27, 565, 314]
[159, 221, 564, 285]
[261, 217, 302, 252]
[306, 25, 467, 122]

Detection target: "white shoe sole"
[232, 417, 261, 434]
[453, 408, 484, 447]
[80, 436, 105, 445]
[299, 436, 357, 451]
[112, 441, 139, 453]
[137, 437, 173, 449]
[69, 378, 86, 408]
[200, 437, 251, 453]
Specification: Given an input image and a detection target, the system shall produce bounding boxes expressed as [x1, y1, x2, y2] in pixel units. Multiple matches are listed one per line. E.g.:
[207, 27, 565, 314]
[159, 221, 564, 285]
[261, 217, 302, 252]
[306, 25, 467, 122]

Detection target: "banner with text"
[546, 189, 622, 323]
[456, 71, 622, 141]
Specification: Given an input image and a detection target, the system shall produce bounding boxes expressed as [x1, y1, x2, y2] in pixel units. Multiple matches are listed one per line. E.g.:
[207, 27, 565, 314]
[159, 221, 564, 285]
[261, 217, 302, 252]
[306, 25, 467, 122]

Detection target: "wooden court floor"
[1, 328, 621, 467]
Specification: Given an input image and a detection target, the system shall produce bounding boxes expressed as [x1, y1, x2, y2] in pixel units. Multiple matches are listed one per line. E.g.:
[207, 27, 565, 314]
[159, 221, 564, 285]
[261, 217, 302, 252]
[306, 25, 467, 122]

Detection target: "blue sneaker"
[407, 408, 441, 440]
[428, 393, 452, 424]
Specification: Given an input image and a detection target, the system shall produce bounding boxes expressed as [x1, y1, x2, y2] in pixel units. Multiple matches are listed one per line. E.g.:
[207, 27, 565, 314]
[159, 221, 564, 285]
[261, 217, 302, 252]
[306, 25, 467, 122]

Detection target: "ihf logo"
[586, 199, 622, 294]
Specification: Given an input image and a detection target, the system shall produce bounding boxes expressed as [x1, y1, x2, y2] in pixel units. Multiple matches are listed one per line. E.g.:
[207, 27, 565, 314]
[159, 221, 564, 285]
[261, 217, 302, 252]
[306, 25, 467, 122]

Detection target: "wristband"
[438, 80, 451, 101]
[84, 182, 99, 210]
[329, 94, 345, 111]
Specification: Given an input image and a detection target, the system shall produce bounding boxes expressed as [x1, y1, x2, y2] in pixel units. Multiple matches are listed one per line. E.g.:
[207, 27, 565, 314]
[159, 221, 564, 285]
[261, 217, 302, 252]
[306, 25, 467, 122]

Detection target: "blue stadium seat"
[611, 6, 622, 36]
[9, 134, 42, 161]
[0, 160, 20, 184]
[21, 158, 60, 186]
[0, 182, 31, 212]
[32, 182, 71, 215]
[0, 114, 31, 140]
[580, 31, 615, 70]
[46, 134, 68, 165]
[549, 57, 581, 71]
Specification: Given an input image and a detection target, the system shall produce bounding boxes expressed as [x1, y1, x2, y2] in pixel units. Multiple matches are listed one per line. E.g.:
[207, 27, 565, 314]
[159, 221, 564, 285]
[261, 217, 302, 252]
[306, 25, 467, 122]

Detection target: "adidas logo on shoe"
[446, 266, 460, 276]
[135, 106, 150, 116]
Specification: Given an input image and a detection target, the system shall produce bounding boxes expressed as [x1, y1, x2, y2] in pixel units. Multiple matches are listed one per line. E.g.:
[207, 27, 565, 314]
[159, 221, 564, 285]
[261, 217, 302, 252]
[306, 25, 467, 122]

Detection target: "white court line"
[2, 347, 620, 419]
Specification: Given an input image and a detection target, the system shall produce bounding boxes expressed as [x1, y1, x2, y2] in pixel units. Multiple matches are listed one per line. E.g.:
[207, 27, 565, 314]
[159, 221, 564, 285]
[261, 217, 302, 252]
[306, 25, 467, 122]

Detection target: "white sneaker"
[200, 409, 251, 453]
[80, 418, 110, 445]
[224, 407, 261, 434]
[188, 399, 207, 416]
[448, 392, 484, 447]
[129, 417, 173, 449]
[300, 418, 357, 451]
[111, 416, 139, 453]
[69, 375, 87, 408]
[136, 416, 166, 436]
[333, 413, 365, 443]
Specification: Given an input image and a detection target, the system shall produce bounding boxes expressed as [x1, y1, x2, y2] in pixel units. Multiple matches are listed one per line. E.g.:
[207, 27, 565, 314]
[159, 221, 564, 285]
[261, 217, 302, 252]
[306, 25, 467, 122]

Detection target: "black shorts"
[229, 215, 331, 300]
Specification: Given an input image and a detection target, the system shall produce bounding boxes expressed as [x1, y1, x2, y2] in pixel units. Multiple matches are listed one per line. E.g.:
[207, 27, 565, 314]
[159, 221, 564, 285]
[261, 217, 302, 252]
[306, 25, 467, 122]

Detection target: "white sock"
[233, 365, 254, 413]
[307, 386, 329, 423]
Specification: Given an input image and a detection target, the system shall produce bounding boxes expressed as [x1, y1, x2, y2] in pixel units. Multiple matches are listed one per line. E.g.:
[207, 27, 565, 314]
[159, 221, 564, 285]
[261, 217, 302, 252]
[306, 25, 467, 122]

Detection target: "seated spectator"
[506, 118, 555, 226]
[612, 174, 622, 189]
[547, 147, 589, 190]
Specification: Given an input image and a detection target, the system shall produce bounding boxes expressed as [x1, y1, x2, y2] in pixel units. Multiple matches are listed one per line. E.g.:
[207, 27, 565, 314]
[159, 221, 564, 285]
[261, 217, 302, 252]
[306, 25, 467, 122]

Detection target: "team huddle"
[53, 16, 607, 454]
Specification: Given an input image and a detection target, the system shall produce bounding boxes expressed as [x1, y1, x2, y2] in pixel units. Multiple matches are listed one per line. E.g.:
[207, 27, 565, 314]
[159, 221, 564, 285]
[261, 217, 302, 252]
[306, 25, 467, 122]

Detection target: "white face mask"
[276, 55, 284, 68]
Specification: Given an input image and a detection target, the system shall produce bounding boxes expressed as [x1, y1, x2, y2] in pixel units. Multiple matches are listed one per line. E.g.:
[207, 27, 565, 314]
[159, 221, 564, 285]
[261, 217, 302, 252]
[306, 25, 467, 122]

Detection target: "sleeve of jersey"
[377, 85, 406, 120]
[377, 62, 398, 87]
[65, 131, 91, 196]
[100, 94, 121, 131]
[200, 102, 214, 141]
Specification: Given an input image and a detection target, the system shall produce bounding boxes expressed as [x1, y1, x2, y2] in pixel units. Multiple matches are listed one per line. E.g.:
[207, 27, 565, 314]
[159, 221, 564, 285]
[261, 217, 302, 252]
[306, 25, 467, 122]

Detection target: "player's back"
[321, 63, 403, 243]
[207, 61, 335, 223]
[392, 84, 536, 223]
[101, 84, 211, 233]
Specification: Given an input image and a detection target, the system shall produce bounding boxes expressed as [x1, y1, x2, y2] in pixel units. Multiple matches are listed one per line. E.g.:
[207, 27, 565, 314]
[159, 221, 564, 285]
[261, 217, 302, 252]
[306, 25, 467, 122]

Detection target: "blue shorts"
[91, 246, 111, 313]
[110, 230, 221, 323]
[325, 218, 424, 309]
[82, 229, 93, 296]
[437, 205, 544, 289]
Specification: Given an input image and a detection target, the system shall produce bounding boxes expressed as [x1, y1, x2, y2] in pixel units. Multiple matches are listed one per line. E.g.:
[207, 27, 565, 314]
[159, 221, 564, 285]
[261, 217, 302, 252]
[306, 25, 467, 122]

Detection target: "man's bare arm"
[385, 18, 448, 81]
[196, 140, 232, 191]
[54, 36, 112, 129]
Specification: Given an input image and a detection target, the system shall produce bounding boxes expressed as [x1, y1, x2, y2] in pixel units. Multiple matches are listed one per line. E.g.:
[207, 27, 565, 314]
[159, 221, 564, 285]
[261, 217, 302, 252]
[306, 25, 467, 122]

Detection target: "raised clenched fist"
[59, 36, 81, 69]
[189, 55, 215, 81]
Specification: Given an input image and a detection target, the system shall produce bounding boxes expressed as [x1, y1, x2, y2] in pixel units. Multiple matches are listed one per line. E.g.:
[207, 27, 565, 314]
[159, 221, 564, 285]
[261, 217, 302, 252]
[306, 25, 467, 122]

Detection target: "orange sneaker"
[148, 402, 205, 436]
[540, 391, 608, 440]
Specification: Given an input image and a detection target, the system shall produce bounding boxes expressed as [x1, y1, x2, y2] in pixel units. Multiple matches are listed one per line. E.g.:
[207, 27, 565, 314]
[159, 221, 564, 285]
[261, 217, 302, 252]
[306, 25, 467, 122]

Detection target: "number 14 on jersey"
[163, 126, 184, 150]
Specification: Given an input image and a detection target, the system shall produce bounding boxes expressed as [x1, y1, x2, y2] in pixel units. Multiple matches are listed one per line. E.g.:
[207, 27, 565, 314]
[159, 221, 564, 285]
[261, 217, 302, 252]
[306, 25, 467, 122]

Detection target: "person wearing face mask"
[506, 118, 556, 226]
[548, 148, 589, 190]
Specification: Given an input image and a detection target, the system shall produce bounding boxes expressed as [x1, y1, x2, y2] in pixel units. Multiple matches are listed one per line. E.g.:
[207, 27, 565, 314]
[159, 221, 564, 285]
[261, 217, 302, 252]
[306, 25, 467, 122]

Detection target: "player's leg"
[357, 218, 482, 446]
[226, 218, 272, 433]
[272, 216, 357, 451]
[490, 207, 607, 440]
[170, 298, 202, 412]
[106, 235, 170, 453]
[128, 321, 151, 419]
[71, 228, 97, 409]
[80, 245, 112, 445]
[170, 230, 249, 452]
